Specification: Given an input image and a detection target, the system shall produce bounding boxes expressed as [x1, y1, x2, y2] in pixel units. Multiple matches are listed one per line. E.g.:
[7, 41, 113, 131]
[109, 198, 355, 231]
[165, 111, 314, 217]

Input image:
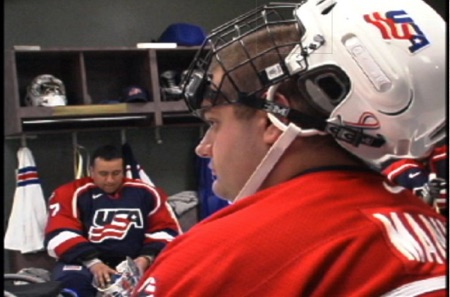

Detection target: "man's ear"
[262, 92, 290, 145]
[263, 121, 282, 145]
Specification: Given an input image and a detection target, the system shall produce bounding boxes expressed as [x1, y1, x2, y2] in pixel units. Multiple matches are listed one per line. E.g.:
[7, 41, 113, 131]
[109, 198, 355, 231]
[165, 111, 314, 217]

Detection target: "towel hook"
[72, 132, 78, 178]
[155, 127, 163, 144]
[121, 129, 127, 145]
[20, 134, 27, 147]
[72, 132, 78, 150]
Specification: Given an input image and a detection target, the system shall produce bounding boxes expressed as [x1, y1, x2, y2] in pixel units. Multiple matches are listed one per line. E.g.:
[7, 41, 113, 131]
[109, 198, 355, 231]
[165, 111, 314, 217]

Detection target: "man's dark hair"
[90, 144, 122, 166]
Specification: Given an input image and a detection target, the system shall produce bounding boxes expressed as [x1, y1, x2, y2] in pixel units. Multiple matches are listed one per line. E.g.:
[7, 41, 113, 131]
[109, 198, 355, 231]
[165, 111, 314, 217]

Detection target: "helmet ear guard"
[296, 65, 350, 116]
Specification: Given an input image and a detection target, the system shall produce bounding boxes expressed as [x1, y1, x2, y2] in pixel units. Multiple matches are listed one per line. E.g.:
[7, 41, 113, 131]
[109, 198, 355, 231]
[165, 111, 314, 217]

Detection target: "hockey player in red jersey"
[133, 0, 447, 296]
[44, 144, 181, 296]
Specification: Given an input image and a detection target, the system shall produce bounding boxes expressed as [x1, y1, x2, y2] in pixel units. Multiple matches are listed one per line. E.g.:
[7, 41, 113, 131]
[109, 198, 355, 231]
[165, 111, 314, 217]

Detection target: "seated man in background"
[382, 143, 448, 216]
[45, 144, 181, 297]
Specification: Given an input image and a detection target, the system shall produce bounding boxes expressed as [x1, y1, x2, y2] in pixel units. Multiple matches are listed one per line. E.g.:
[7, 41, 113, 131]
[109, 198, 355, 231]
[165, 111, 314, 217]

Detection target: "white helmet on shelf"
[25, 74, 67, 107]
[182, 0, 446, 168]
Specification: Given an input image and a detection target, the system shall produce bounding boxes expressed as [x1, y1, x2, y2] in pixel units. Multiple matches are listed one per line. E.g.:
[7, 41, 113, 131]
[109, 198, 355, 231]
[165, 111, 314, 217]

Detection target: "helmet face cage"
[182, 2, 305, 114]
[181, 1, 366, 143]
[182, 2, 353, 125]
[26, 74, 67, 107]
[182, 0, 446, 166]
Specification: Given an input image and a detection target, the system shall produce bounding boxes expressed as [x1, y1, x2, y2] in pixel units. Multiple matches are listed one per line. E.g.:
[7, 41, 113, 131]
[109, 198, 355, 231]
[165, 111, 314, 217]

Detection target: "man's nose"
[195, 132, 212, 158]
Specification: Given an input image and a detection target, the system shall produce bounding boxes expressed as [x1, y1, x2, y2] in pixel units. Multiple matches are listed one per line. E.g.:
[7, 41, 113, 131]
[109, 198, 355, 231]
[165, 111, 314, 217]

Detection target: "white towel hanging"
[4, 147, 48, 253]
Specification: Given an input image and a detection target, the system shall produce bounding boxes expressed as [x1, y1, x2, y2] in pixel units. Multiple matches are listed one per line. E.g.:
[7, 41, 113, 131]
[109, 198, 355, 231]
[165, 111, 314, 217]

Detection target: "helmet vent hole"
[298, 66, 350, 115]
[316, 75, 345, 104]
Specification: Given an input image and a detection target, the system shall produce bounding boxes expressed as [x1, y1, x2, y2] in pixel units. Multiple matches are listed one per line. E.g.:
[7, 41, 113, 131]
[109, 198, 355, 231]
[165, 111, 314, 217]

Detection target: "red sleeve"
[44, 179, 97, 262]
[141, 186, 182, 256]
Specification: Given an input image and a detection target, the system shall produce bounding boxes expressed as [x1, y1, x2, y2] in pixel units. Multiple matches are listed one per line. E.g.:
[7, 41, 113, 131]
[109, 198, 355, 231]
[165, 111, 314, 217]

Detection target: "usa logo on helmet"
[364, 10, 430, 53]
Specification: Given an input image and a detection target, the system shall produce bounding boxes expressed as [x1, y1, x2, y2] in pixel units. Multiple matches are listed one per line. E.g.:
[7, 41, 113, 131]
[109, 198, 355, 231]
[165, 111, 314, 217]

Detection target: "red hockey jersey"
[133, 167, 447, 296]
[45, 177, 181, 266]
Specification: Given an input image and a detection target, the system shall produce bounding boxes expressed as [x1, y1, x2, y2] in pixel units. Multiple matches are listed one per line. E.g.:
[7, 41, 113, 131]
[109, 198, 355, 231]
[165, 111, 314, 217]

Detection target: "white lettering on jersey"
[372, 212, 446, 263]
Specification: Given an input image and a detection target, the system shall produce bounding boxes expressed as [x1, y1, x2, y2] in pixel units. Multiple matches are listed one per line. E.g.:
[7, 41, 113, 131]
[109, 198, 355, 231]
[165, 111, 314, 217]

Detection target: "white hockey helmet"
[182, 0, 446, 168]
[26, 74, 67, 107]
[294, 0, 446, 166]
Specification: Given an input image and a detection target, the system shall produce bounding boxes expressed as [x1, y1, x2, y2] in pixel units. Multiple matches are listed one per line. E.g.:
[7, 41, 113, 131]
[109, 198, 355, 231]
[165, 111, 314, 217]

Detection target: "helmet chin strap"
[233, 84, 326, 202]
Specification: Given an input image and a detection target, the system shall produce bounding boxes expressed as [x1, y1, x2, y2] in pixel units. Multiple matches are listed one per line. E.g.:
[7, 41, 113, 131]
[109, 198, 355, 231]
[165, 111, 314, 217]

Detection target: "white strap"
[234, 123, 301, 202]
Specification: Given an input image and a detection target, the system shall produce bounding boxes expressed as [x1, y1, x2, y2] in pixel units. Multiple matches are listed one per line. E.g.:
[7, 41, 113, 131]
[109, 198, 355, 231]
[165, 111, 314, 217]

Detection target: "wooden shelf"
[4, 46, 203, 135]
